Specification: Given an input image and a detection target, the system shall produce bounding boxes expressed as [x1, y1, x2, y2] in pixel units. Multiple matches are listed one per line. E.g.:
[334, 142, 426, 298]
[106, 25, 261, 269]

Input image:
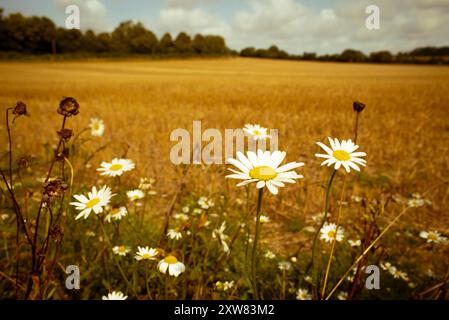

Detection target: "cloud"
[55, 0, 109, 31]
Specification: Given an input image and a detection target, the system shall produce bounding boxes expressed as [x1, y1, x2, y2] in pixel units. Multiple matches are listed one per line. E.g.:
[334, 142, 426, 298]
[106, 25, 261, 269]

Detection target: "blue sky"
[1, 0, 448, 54]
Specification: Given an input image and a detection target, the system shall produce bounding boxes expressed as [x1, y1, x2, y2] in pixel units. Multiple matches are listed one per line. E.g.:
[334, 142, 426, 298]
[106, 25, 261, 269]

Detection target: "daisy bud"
[58, 97, 79, 117]
[12, 101, 28, 116]
[353, 101, 366, 113]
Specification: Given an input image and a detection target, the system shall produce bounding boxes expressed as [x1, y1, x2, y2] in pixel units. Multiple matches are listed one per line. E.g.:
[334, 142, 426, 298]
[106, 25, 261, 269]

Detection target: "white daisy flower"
[408, 198, 425, 208]
[320, 222, 344, 243]
[182, 206, 190, 213]
[97, 158, 135, 177]
[158, 255, 186, 277]
[258, 215, 270, 223]
[388, 266, 409, 281]
[102, 291, 127, 300]
[348, 239, 362, 247]
[278, 261, 292, 271]
[193, 208, 203, 215]
[104, 206, 127, 223]
[112, 245, 130, 256]
[315, 137, 366, 173]
[89, 118, 105, 137]
[135, 246, 158, 261]
[139, 177, 155, 190]
[226, 150, 304, 195]
[243, 124, 271, 141]
[167, 229, 182, 240]
[380, 262, 392, 271]
[127, 189, 145, 201]
[296, 288, 312, 300]
[264, 250, 276, 259]
[174, 213, 189, 221]
[212, 222, 230, 254]
[419, 230, 447, 244]
[70, 186, 114, 220]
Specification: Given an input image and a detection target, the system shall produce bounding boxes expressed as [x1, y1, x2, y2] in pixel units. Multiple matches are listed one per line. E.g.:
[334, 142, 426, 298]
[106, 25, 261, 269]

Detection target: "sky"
[1, 0, 448, 54]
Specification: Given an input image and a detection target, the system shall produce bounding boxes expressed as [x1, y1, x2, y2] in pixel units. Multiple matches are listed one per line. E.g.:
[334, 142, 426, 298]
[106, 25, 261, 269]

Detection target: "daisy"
[112, 245, 130, 256]
[408, 198, 425, 208]
[135, 246, 158, 261]
[215, 281, 235, 291]
[420, 230, 447, 244]
[198, 196, 214, 209]
[102, 291, 127, 300]
[104, 206, 127, 223]
[258, 215, 270, 223]
[97, 158, 135, 177]
[174, 213, 189, 221]
[89, 118, 105, 137]
[388, 266, 409, 281]
[320, 222, 344, 243]
[380, 262, 392, 271]
[315, 137, 366, 173]
[70, 186, 114, 220]
[348, 239, 362, 247]
[158, 255, 186, 277]
[226, 150, 304, 195]
[139, 177, 155, 190]
[182, 206, 190, 213]
[127, 189, 145, 201]
[296, 288, 312, 300]
[167, 229, 182, 240]
[243, 124, 271, 141]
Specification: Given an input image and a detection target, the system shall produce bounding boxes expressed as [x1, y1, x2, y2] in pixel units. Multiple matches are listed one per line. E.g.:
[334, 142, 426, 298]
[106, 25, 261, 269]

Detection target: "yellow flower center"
[94, 123, 100, 130]
[141, 253, 152, 259]
[118, 246, 126, 252]
[428, 233, 438, 241]
[327, 230, 336, 238]
[110, 164, 123, 171]
[249, 166, 277, 181]
[164, 255, 178, 264]
[86, 198, 100, 208]
[333, 150, 350, 161]
[253, 130, 261, 136]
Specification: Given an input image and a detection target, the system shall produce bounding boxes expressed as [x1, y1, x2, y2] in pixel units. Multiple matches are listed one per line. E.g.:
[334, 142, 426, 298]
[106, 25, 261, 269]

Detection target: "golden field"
[0, 57, 449, 299]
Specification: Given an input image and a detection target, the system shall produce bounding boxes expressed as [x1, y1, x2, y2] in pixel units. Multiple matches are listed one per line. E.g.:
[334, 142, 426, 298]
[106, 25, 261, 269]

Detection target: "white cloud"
[55, 0, 109, 31]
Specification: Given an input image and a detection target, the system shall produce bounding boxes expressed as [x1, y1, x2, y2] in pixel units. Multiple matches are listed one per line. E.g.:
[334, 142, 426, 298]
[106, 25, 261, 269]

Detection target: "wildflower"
[351, 195, 363, 203]
[102, 291, 127, 300]
[408, 198, 425, 208]
[264, 250, 276, 259]
[174, 213, 189, 221]
[89, 118, 105, 137]
[127, 189, 145, 201]
[226, 150, 304, 195]
[85, 230, 96, 237]
[258, 215, 270, 223]
[167, 229, 182, 240]
[243, 124, 271, 141]
[304, 276, 313, 284]
[193, 208, 203, 215]
[388, 266, 409, 281]
[158, 255, 186, 277]
[278, 261, 292, 271]
[337, 292, 348, 300]
[135, 246, 158, 261]
[12, 101, 28, 116]
[104, 206, 127, 223]
[215, 281, 235, 291]
[320, 222, 344, 243]
[97, 158, 135, 177]
[198, 196, 214, 209]
[212, 222, 230, 253]
[315, 137, 366, 172]
[112, 245, 130, 256]
[70, 186, 114, 220]
[58, 97, 79, 117]
[182, 206, 190, 213]
[1, 214, 9, 221]
[353, 101, 366, 112]
[419, 230, 447, 244]
[348, 239, 362, 247]
[139, 177, 155, 190]
[290, 256, 297, 263]
[380, 262, 392, 271]
[296, 289, 312, 300]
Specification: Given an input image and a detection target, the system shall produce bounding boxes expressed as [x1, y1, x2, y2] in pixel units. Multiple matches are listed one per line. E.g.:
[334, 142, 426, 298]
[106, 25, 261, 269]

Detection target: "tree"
[111, 21, 158, 54]
[339, 49, 367, 62]
[158, 33, 174, 54]
[174, 32, 192, 54]
[369, 51, 393, 63]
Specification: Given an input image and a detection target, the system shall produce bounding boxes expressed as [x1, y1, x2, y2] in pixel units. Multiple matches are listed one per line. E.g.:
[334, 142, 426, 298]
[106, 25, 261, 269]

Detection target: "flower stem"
[251, 188, 264, 300]
[321, 173, 347, 298]
[311, 169, 336, 299]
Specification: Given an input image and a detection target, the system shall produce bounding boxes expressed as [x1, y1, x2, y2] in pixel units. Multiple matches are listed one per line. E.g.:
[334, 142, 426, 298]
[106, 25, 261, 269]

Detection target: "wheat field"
[0, 58, 448, 299]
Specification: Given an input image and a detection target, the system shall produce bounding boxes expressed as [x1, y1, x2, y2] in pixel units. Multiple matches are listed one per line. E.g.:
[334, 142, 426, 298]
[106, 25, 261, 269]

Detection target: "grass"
[0, 57, 448, 300]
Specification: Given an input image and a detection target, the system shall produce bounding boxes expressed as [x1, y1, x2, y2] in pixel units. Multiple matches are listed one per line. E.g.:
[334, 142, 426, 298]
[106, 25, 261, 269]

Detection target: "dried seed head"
[353, 101, 366, 113]
[57, 128, 73, 141]
[12, 101, 28, 116]
[58, 97, 79, 117]
[49, 224, 64, 242]
[43, 179, 68, 198]
[17, 156, 30, 169]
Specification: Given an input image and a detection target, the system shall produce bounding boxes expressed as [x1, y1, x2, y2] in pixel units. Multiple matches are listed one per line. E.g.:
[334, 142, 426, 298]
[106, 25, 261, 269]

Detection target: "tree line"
[0, 9, 230, 57]
[1, 8, 447, 65]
